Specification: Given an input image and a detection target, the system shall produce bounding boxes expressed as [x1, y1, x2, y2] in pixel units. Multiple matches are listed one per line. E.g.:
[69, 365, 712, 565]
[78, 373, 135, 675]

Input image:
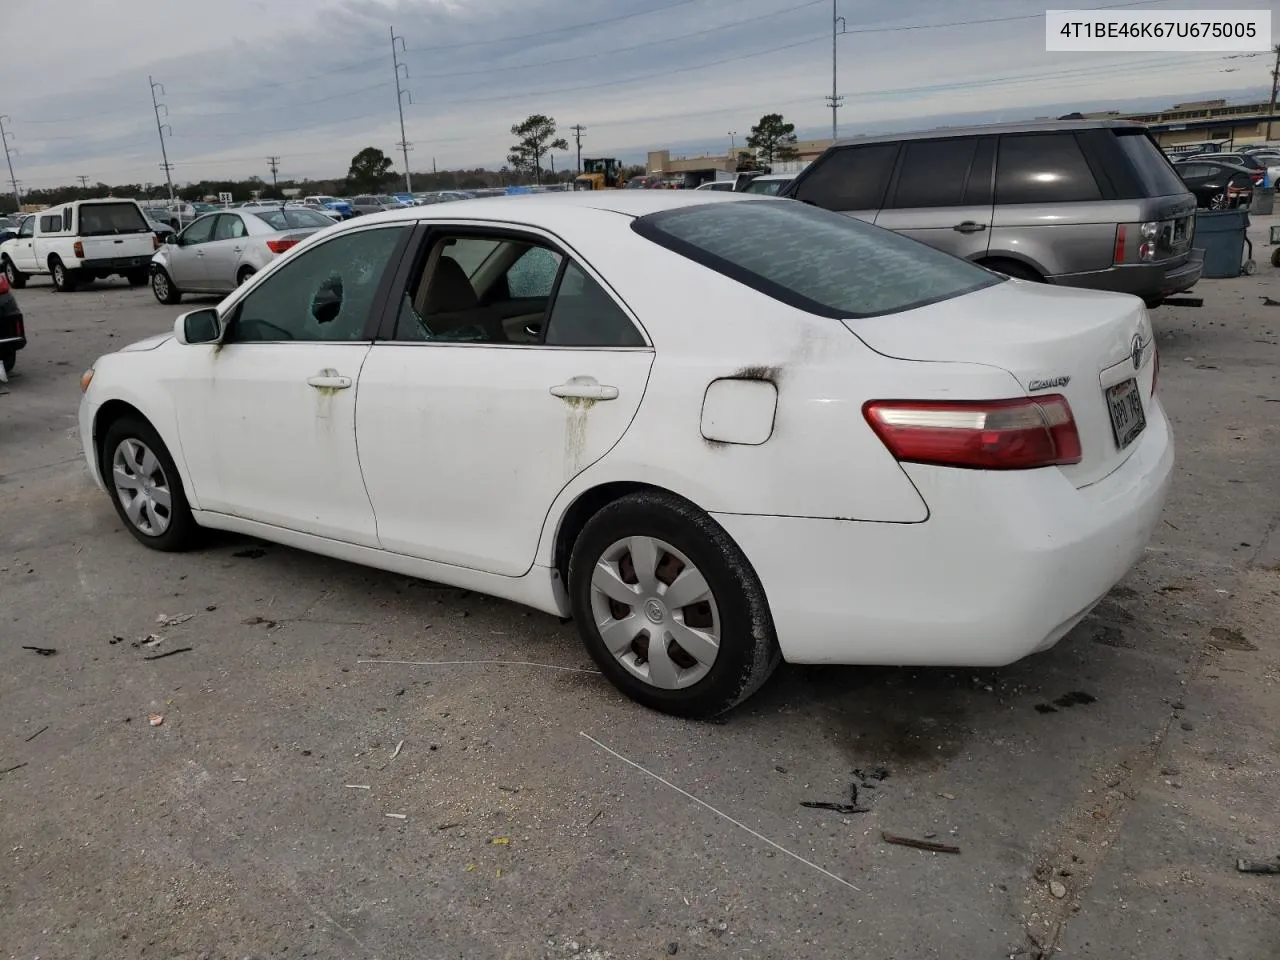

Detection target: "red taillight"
[0, 274, 8, 294]
[73, 241, 84, 259]
[863, 395, 1083, 471]
[1113, 224, 1126, 264]
[14, 316, 22, 337]
[1252, 171, 1264, 184]
[266, 238, 299, 254]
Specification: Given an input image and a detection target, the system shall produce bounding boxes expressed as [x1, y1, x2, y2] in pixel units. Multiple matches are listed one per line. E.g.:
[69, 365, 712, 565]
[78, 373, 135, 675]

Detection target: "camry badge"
[1028, 376, 1071, 392]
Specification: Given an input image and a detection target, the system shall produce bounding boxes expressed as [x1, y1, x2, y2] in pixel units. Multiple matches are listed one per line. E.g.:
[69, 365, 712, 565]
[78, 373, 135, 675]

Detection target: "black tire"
[984, 258, 1044, 282]
[101, 415, 199, 551]
[50, 258, 78, 292]
[2, 257, 25, 289]
[126, 269, 148, 287]
[568, 490, 781, 719]
[237, 266, 256, 286]
[1142, 296, 1164, 310]
[1, 346, 15, 375]
[151, 267, 182, 305]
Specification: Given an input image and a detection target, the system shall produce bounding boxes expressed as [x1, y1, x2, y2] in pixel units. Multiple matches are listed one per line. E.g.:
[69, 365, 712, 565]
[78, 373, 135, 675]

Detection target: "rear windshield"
[255, 209, 335, 230]
[78, 202, 149, 236]
[1113, 130, 1189, 197]
[632, 200, 1000, 318]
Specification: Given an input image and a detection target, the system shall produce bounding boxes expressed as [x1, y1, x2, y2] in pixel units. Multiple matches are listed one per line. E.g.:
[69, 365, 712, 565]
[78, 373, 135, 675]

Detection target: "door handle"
[550, 376, 619, 401]
[232, 246, 242, 252]
[306, 374, 352, 389]
[195, 250, 204, 256]
[953, 221, 988, 234]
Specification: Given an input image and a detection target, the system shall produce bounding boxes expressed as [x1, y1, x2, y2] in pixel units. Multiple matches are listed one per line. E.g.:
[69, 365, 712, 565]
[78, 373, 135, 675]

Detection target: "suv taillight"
[863, 396, 1083, 470]
[73, 241, 84, 259]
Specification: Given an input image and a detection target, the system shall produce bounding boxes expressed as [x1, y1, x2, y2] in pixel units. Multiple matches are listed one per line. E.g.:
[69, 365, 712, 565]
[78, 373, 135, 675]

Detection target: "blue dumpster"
[1194, 209, 1251, 278]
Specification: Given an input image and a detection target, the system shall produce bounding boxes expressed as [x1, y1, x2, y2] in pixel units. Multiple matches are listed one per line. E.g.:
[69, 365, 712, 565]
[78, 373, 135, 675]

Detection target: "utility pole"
[390, 27, 413, 193]
[1266, 43, 1280, 140]
[0, 116, 21, 211]
[77, 175, 90, 193]
[267, 156, 280, 193]
[728, 131, 737, 157]
[826, 0, 846, 141]
[571, 124, 586, 173]
[149, 76, 176, 206]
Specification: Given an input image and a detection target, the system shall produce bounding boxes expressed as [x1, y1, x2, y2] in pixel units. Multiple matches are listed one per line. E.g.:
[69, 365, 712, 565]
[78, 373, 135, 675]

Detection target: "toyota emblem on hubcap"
[643, 599, 666, 623]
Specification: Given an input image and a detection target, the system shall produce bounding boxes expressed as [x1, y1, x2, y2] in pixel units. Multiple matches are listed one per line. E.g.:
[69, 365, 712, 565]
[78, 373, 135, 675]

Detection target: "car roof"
[1172, 158, 1254, 172]
[830, 118, 1149, 147]
[338, 189, 748, 227]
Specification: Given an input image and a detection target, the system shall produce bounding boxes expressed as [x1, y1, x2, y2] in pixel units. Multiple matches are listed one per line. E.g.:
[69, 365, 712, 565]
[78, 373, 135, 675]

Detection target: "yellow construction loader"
[572, 158, 624, 190]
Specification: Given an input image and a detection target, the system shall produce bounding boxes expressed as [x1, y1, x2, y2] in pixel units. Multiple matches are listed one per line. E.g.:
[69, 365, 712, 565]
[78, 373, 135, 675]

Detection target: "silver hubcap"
[590, 536, 720, 689]
[154, 273, 168, 298]
[54, 265, 64, 284]
[111, 438, 172, 536]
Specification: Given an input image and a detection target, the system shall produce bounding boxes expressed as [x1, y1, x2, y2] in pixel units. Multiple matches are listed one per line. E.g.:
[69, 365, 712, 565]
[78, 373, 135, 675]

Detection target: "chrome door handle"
[953, 221, 988, 234]
[232, 246, 242, 252]
[549, 376, 618, 401]
[306, 374, 352, 389]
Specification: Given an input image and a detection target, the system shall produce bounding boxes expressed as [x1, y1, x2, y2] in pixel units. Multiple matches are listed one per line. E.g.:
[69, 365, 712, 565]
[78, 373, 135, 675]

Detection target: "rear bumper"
[1052, 249, 1202, 299]
[714, 400, 1174, 666]
[0, 303, 23, 351]
[80, 256, 151, 272]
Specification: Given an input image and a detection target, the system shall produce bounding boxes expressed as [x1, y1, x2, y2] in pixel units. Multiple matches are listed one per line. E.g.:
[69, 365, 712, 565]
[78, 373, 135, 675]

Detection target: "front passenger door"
[203, 213, 249, 290]
[172, 223, 410, 545]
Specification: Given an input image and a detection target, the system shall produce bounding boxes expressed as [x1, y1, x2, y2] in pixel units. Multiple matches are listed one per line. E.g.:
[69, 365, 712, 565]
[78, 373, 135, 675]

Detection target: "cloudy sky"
[0, 0, 1274, 189]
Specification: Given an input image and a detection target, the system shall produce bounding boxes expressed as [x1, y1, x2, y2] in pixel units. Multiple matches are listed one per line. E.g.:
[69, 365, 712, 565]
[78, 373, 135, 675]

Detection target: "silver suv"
[783, 120, 1201, 307]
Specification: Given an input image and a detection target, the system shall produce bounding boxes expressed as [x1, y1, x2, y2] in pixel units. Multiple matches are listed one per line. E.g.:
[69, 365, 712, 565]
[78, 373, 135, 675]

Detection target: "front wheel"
[568, 491, 781, 718]
[126, 269, 148, 287]
[151, 267, 182, 305]
[237, 266, 256, 286]
[2, 257, 25, 289]
[50, 259, 78, 292]
[101, 415, 199, 551]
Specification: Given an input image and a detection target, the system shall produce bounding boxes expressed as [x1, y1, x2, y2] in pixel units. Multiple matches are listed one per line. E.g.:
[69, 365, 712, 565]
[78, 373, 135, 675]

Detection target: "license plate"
[1105, 378, 1146, 450]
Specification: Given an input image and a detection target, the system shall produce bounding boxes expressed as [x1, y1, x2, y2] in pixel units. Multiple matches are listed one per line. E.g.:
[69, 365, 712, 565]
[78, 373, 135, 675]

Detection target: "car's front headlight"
[80, 367, 95, 393]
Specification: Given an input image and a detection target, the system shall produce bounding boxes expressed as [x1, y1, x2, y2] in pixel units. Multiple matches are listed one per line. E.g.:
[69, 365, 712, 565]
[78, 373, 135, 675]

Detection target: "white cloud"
[0, 0, 1272, 189]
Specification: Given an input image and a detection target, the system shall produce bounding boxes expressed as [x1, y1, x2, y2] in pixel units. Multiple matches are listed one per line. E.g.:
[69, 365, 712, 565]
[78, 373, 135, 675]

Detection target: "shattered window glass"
[231, 226, 405, 343]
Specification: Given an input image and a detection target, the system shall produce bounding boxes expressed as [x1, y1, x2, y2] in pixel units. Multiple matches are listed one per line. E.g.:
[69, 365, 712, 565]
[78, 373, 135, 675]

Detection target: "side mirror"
[174, 308, 221, 345]
[165, 233, 179, 245]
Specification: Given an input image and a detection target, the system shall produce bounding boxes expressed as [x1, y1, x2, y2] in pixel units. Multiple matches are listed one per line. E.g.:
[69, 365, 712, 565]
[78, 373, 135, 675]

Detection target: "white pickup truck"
[0, 199, 159, 292]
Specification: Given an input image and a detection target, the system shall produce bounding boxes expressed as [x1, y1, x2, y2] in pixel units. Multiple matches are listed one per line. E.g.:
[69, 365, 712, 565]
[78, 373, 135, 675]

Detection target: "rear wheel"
[1209, 192, 1229, 211]
[151, 267, 182, 305]
[2, 257, 25, 289]
[237, 266, 256, 286]
[568, 490, 781, 718]
[101, 415, 199, 551]
[126, 269, 148, 287]
[50, 258, 78, 292]
[1, 346, 15, 374]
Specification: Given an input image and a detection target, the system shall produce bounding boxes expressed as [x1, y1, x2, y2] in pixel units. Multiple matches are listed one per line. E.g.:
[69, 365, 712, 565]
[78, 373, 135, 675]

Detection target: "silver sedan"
[149, 207, 337, 305]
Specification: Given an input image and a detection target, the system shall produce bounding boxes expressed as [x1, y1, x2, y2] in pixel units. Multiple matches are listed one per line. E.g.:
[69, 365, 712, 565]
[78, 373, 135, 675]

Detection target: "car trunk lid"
[844, 279, 1156, 488]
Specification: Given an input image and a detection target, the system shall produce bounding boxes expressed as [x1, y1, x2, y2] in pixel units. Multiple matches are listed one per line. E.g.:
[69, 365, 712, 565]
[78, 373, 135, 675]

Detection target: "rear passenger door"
[789, 143, 899, 222]
[875, 137, 994, 261]
[989, 132, 1110, 278]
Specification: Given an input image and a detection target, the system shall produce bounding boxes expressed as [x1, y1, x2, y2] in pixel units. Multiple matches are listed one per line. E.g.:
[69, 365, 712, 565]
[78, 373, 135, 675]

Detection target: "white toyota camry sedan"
[78, 192, 1173, 718]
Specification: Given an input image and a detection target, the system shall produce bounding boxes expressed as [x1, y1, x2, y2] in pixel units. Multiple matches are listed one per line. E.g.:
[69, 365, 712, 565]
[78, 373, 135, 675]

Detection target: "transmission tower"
[149, 76, 176, 205]
[391, 27, 413, 193]
[0, 116, 21, 211]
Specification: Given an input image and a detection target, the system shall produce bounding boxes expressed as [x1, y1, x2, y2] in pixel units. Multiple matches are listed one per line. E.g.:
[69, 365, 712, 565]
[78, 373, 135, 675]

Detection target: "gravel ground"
[1, 221, 1277, 960]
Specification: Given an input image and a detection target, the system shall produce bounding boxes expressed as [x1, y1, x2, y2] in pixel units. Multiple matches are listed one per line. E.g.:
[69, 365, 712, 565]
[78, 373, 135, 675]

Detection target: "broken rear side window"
[631, 201, 1000, 319]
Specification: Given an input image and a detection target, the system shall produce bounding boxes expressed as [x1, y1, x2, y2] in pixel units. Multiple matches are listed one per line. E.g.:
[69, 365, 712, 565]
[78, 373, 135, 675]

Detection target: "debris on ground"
[391, 739, 405, 760]
[882, 831, 961, 854]
[345, 784, 371, 790]
[802, 766, 887, 814]
[801, 800, 869, 815]
[232, 548, 268, 559]
[143, 647, 193, 661]
[385, 813, 407, 820]
[24, 725, 49, 743]
[231, 777, 248, 783]
[489, 836, 511, 845]
[21, 646, 56, 656]
[1049, 880, 1068, 898]
[155, 612, 194, 627]
[1208, 626, 1257, 651]
[242, 615, 278, 628]
[140, 634, 164, 648]
[109, 636, 125, 645]
[148, 713, 164, 726]
[1236, 857, 1280, 874]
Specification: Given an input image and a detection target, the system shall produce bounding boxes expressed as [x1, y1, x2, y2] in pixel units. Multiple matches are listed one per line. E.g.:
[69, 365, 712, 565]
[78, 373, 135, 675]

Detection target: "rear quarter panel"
[990, 198, 1149, 276]
[527, 222, 1025, 566]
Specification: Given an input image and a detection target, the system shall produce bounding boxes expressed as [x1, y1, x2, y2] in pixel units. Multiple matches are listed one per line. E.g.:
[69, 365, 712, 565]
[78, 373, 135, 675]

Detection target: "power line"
[0, 116, 21, 210]
[149, 76, 176, 206]
[391, 26, 413, 193]
[170, 80, 395, 120]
